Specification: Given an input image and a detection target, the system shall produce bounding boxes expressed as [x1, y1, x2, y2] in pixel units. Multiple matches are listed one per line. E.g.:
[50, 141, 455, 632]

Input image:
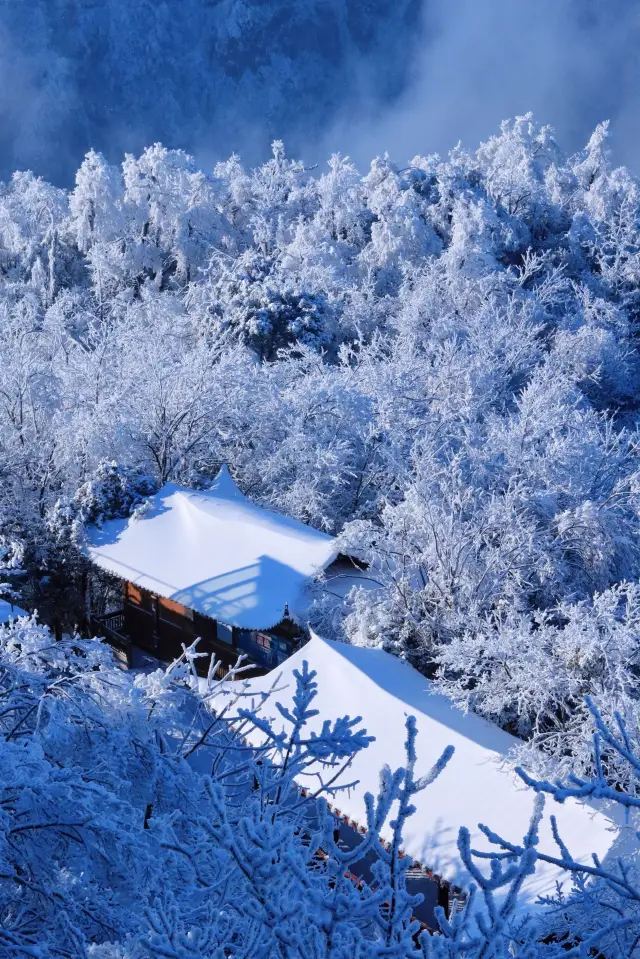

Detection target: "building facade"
[95, 581, 302, 674]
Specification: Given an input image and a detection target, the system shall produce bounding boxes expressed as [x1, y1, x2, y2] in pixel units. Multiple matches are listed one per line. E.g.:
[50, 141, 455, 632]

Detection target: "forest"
[1, 114, 640, 954]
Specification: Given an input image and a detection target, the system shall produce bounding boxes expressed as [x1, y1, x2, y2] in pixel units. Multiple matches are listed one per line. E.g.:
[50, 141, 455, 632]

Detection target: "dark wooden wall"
[123, 583, 240, 673]
[121, 582, 305, 675]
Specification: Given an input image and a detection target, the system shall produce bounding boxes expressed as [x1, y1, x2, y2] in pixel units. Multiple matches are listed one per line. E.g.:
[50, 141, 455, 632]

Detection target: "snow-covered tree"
[0, 614, 636, 957]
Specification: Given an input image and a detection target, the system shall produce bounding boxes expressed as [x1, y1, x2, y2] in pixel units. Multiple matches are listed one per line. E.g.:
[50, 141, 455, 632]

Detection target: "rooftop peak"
[208, 464, 245, 501]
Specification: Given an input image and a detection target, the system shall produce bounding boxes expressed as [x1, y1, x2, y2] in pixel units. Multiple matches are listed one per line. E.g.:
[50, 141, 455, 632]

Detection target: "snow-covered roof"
[85, 467, 338, 629]
[232, 634, 621, 908]
[0, 600, 28, 624]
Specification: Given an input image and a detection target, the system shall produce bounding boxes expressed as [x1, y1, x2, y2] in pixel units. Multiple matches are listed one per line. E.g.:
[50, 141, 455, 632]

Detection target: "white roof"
[231, 634, 621, 908]
[0, 600, 27, 624]
[85, 467, 337, 629]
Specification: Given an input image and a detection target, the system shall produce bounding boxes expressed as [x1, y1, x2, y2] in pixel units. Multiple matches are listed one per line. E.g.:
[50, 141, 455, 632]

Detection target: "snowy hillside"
[0, 599, 26, 623]
[2, 117, 640, 780]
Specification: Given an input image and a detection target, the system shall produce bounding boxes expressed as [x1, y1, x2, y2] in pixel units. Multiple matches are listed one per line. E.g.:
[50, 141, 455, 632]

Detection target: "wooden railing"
[91, 609, 268, 677]
[102, 610, 126, 634]
[91, 610, 132, 667]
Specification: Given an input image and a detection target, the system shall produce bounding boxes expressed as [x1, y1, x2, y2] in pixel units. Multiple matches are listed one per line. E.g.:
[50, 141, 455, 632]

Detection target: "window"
[236, 629, 292, 667]
[217, 622, 233, 645]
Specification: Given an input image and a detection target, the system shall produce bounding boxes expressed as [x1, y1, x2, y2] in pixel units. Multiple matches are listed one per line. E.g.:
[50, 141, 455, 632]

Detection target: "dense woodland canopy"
[2, 116, 640, 782]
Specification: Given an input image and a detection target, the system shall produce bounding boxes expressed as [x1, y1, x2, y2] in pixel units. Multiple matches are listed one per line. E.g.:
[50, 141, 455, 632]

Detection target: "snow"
[230, 633, 622, 907]
[85, 466, 339, 629]
[0, 600, 27, 624]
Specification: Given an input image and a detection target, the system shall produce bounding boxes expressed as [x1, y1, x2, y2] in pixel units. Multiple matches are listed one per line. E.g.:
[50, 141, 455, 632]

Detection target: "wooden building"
[86, 466, 364, 674]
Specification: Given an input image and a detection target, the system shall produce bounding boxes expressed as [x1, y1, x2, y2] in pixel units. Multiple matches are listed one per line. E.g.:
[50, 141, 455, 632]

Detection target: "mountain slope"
[0, 0, 421, 184]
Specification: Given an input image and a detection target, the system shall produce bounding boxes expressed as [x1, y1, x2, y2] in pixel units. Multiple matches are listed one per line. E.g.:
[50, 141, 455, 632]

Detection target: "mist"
[324, 0, 640, 170]
[0, 0, 639, 183]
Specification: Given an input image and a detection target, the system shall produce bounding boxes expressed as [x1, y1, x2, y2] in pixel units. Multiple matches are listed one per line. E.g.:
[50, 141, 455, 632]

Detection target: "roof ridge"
[208, 464, 246, 500]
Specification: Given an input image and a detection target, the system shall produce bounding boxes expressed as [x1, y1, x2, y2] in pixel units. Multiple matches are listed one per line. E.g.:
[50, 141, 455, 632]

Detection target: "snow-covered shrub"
[434, 584, 640, 779]
[205, 249, 335, 359]
[512, 699, 640, 958]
